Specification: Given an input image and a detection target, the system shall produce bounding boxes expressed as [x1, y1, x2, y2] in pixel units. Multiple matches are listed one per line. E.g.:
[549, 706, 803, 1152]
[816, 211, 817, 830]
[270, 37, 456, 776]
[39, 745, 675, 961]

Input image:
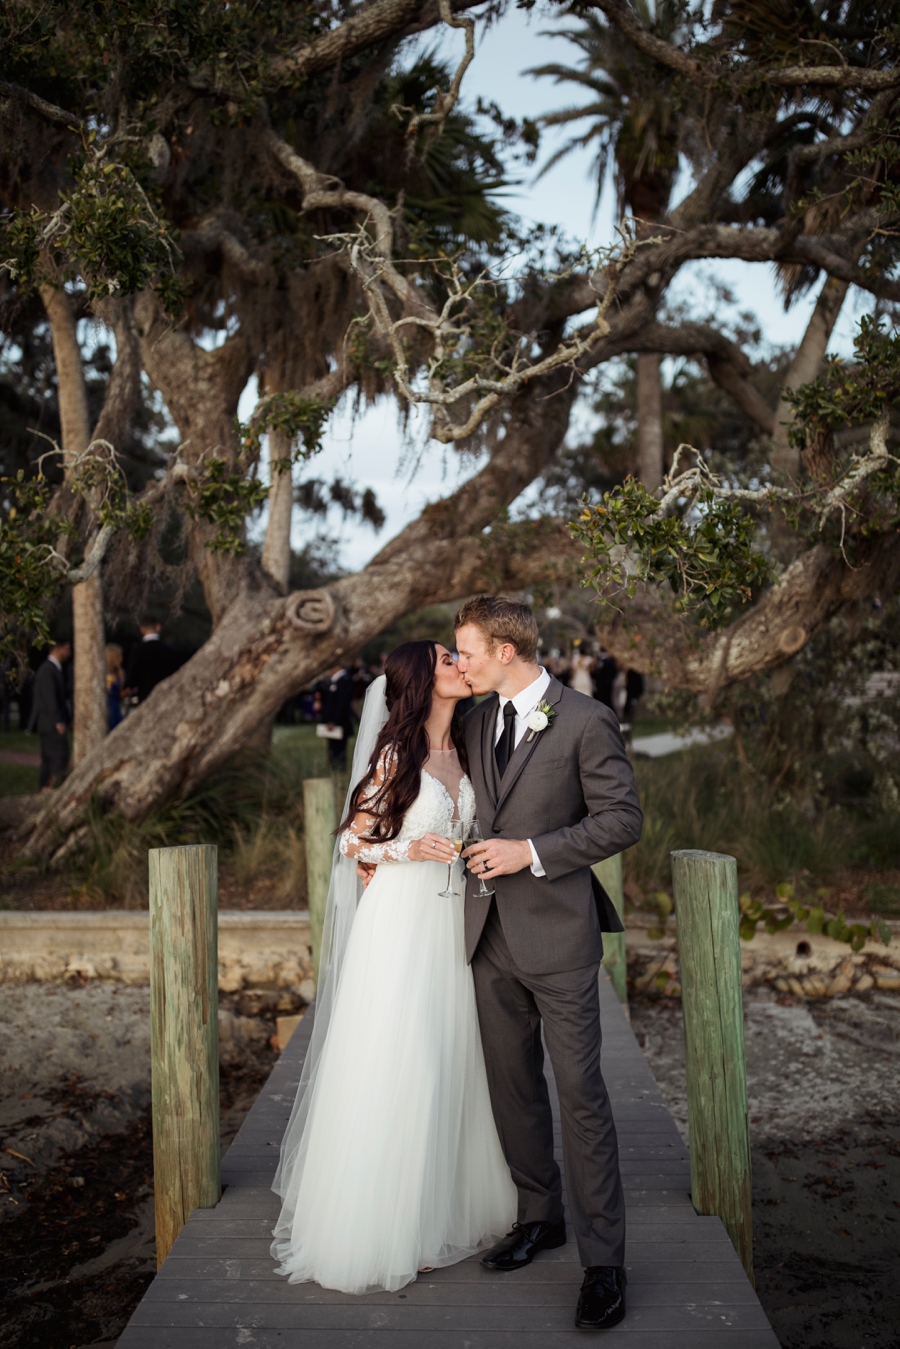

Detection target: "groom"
[456, 595, 642, 1331]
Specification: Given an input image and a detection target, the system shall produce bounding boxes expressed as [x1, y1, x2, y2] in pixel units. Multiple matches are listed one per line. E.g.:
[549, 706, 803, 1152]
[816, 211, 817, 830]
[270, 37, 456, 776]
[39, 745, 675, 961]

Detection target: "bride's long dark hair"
[338, 640, 469, 842]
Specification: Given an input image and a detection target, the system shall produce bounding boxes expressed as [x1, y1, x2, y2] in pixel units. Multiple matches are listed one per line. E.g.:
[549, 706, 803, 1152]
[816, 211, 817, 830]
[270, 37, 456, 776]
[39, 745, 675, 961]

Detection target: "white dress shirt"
[494, 667, 551, 877]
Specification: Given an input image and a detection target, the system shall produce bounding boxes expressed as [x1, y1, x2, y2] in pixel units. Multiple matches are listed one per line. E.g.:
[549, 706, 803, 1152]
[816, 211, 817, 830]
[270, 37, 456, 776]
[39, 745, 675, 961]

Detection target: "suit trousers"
[471, 902, 625, 1267]
[39, 729, 69, 789]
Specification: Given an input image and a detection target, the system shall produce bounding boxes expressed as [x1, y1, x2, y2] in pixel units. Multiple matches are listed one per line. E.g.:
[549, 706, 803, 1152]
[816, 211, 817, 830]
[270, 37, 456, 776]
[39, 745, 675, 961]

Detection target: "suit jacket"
[28, 659, 69, 734]
[125, 639, 182, 703]
[463, 675, 642, 975]
[316, 670, 355, 730]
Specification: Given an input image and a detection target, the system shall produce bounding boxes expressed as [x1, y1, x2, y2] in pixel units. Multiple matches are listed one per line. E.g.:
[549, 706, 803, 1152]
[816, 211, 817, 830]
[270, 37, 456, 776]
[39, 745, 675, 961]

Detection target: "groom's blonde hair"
[454, 595, 539, 664]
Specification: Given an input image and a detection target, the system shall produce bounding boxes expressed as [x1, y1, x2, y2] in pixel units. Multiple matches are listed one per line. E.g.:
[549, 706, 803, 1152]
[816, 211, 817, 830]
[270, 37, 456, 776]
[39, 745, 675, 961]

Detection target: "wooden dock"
[117, 970, 779, 1347]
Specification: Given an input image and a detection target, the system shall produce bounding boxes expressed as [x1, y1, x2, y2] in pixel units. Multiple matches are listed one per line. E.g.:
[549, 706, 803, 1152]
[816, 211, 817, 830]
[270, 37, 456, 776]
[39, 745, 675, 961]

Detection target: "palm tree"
[528, 3, 682, 490]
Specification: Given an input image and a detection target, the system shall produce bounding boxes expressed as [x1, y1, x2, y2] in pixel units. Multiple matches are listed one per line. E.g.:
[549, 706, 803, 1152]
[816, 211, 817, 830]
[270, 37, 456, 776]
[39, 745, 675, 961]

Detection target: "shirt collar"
[142, 632, 160, 641]
[49, 655, 62, 671]
[499, 667, 550, 720]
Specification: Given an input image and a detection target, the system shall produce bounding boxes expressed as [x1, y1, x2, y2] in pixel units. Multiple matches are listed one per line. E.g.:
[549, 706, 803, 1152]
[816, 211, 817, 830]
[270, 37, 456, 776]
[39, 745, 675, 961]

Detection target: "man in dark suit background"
[124, 615, 182, 704]
[28, 639, 72, 790]
[313, 665, 355, 768]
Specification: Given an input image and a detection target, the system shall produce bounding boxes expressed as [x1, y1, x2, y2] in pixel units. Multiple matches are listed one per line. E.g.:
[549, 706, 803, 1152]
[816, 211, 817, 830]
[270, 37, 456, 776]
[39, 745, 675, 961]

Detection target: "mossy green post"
[149, 844, 220, 1268]
[594, 854, 627, 1005]
[304, 778, 337, 981]
[671, 848, 753, 1283]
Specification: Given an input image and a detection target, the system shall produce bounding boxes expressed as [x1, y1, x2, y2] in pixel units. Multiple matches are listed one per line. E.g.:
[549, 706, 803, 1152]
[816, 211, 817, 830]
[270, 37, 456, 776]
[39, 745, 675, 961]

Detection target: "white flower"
[527, 708, 549, 733]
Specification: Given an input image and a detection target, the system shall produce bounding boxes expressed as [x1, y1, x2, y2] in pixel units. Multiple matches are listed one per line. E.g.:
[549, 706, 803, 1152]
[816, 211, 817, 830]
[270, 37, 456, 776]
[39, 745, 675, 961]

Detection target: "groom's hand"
[357, 861, 377, 887]
[463, 838, 532, 878]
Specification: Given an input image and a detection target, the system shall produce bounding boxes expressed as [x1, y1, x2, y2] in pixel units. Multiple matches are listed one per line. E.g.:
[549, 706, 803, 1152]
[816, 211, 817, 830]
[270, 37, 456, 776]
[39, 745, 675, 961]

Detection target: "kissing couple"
[271, 595, 643, 1330]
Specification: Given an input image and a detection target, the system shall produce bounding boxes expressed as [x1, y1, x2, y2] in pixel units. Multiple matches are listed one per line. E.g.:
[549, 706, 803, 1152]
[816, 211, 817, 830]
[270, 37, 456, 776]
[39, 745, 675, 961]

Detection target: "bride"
[271, 640, 516, 1294]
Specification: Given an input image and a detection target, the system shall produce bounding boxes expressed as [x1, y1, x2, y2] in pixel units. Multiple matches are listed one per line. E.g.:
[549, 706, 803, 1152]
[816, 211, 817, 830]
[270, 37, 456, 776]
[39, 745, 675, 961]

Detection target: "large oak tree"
[1, 0, 899, 860]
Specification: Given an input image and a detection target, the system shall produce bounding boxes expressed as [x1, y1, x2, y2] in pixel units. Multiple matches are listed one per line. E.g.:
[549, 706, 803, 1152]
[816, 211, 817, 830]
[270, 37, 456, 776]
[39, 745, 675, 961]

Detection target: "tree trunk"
[636, 351, 664, 489]
[770, 275, 849, 480]
[41, 284, 108, 765]
[134, 294, 254, 627]
[260, 440, 294, 592]
[19, 372, 580, 858]
[70, 568, 107, 763]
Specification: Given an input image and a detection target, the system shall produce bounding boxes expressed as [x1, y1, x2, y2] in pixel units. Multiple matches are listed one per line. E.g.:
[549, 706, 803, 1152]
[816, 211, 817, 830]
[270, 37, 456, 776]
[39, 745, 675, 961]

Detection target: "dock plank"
[118, 970, 778, 1347]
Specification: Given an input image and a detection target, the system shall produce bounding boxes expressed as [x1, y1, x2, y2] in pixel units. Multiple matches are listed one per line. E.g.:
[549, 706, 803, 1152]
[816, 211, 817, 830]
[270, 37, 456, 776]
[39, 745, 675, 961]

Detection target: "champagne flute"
[438, 819, 464, 897]
[465, 817, 495, 897]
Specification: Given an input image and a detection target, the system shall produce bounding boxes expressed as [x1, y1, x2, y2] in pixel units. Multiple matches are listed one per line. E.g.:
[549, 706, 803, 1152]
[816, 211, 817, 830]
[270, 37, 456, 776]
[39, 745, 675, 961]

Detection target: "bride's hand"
[408, 833, 456, 863]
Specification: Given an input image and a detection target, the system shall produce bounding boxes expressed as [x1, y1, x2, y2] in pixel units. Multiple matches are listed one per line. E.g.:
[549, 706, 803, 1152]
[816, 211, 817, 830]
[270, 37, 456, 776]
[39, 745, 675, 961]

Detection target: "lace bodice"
[339, 756, 475, 864]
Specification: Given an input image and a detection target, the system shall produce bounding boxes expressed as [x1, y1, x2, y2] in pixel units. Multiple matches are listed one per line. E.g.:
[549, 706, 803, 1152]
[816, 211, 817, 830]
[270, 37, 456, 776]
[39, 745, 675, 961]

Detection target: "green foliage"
[865, 881, 900, 916]
[787, 316, 900, 451]
[0, 473, 72, 664]
[1, 161, 184, 311]
[625, 740, 899, 947]
[738, 882, 890, 952]
[571, 479, 772, 627]
[183, 458, 268, 555]
[237, 394, 333, 467]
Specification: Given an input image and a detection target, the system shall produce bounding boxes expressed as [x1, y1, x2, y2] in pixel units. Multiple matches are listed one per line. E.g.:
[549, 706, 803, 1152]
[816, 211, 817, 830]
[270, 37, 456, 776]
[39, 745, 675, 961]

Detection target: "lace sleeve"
[338, 751, 413, 863]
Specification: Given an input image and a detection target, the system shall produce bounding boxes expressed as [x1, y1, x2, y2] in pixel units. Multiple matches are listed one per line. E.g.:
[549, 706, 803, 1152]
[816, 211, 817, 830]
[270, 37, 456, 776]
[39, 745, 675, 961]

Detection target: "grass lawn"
[0, 730, 40, 796]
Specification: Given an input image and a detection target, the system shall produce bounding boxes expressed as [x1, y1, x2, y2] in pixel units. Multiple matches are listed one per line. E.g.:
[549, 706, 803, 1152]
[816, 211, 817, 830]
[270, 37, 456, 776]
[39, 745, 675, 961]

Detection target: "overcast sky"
[246, 6, 873, 571]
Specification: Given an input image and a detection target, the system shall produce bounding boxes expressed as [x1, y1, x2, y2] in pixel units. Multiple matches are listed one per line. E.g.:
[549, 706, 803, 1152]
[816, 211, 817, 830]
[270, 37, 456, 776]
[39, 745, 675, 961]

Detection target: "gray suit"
[463, 675, 642, 1266]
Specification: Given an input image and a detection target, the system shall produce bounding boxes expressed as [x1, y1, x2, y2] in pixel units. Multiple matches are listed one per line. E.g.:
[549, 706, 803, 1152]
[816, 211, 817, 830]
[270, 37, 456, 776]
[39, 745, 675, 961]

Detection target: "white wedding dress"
[271, 745, 516, 1294]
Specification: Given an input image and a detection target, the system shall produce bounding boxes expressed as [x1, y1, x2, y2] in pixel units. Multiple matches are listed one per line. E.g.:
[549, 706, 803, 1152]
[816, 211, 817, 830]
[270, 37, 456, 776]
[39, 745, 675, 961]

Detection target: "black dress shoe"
[481, 1219, 567, 1271]
[575, 1265, 627, 1330]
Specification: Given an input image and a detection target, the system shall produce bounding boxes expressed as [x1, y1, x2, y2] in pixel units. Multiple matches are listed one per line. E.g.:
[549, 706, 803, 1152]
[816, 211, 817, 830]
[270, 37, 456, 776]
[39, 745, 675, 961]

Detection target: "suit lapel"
[479, 694, 500, 806]
[494, 675, 564, 814]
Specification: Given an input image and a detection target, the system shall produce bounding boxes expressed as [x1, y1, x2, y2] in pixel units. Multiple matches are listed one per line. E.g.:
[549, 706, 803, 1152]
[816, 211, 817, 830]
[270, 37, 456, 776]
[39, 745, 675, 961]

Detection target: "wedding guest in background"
[351, 658, 375, 703]
[314, 664, 355, 769]
[569, 642, 595, 697]
[124, 615, 182, 703]
[28, 638, 71, 790]
[106, 644, 124, 730]
[623, 668, 645, 728]
[592, 649, 617, 710]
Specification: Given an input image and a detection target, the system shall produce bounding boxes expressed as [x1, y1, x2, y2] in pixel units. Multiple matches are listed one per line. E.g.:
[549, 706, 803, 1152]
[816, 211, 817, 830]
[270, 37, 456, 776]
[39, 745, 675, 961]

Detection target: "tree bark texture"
[70, 568, 107, 765]
[261, 444, 294, 592]
[134, 293, 255, 627]
[636, 351, 664, 489]
[770, 275, 849, 480]
[41, 284, 109, 765]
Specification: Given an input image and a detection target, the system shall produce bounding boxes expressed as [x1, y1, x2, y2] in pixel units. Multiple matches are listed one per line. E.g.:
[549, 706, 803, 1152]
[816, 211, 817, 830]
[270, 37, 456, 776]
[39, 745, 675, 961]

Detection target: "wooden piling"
[149, 844, 220, 1267]
[594, 853, 627, 1005]
[303, 778, 337, 980]
[671, 848, 753, 1282]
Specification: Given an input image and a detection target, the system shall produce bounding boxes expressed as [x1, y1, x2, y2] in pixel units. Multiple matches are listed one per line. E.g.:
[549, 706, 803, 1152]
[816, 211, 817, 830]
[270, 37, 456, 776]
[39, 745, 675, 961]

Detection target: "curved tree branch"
[266, 0, 482, 87]
[597, 530, 900, 695]
[585, 1, 899, 91]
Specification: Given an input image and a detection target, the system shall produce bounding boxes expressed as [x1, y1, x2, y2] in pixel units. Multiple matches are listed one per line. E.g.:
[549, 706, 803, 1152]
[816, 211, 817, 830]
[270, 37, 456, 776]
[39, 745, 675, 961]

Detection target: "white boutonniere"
[525, 700, 557, 743]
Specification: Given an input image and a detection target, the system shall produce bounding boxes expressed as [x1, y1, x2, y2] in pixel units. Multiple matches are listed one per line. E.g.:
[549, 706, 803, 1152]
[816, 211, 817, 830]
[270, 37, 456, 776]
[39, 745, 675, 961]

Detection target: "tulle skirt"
[270, 857, 517, 1294]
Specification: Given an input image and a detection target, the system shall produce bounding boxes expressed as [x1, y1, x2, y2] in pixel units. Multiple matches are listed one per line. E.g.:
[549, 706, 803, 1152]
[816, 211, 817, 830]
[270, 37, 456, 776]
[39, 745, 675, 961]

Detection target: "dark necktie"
[495, 700, 517, 778]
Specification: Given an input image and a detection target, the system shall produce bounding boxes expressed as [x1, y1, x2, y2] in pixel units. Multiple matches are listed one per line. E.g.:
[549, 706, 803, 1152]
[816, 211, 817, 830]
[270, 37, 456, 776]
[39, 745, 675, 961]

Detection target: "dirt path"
[630, 986, 900, 1349]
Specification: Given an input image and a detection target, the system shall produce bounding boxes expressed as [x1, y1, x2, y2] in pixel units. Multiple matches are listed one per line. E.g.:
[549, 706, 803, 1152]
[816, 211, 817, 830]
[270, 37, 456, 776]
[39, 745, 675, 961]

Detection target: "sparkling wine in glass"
[438, 820, 464, 898]
[465, 817, 495, 897]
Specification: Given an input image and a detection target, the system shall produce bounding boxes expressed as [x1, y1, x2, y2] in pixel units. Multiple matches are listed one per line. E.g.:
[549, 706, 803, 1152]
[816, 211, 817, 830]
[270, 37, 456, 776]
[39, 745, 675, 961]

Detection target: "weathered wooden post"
[303, 778, 337, 980]
[149, 844, 220, 1267]
[594, 853, 627, 1006]
[671, 848, 753, 1282]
